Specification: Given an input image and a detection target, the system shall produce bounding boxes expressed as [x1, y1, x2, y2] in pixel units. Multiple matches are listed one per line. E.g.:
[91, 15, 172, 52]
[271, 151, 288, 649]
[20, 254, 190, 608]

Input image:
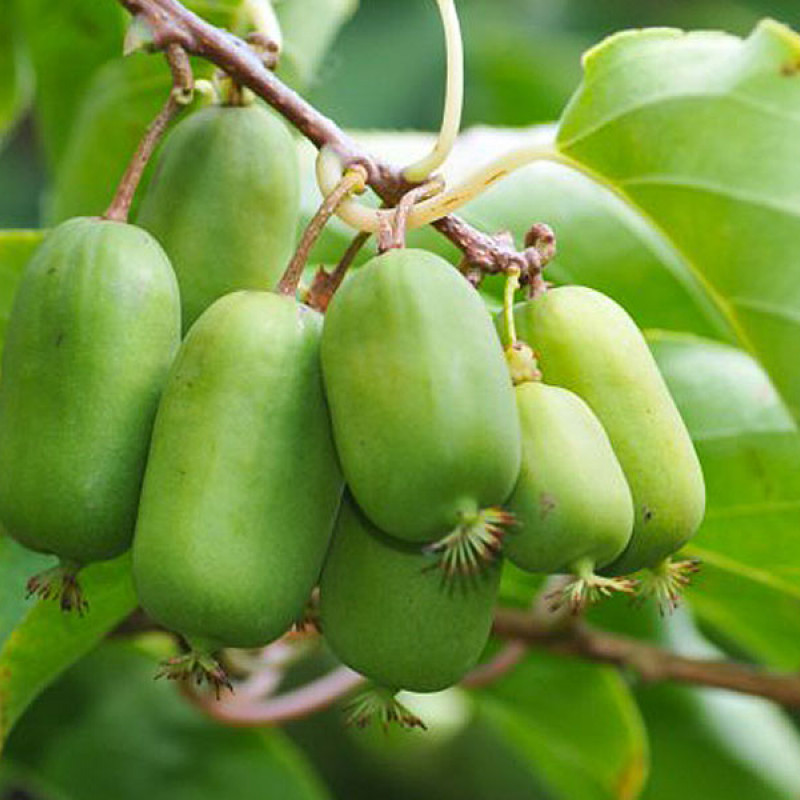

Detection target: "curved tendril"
[316, 142, 577, 234]
[402, 0, 464, 182]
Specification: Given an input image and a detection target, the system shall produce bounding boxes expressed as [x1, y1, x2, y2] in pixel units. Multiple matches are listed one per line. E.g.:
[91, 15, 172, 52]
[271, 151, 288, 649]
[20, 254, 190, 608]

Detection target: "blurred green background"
[4, 3, 800, 800]
[3, 0, 800, 229]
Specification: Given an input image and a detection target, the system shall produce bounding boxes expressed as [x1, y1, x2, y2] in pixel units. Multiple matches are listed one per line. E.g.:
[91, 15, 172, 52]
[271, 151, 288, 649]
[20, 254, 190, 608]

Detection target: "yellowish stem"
[316, 143, 577, 234]
[402, 0, 463, 182]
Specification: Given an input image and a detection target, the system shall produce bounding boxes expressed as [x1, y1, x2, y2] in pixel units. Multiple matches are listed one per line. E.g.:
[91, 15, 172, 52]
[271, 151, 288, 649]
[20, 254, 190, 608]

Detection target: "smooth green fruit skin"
[321, 249, 521, 543]
[0, 217, 181, 564]
[514, 287, 705, 574]
[133, 291, 343, 649]
[136, 104, 300, 331]
[319, 496, 501, 693]
[505, 381, 634, 574]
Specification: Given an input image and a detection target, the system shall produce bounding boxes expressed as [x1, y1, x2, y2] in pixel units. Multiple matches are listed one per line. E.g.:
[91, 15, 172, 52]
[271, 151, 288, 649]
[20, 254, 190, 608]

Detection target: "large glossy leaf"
[3, 640, 329, 800]
[557, 20, 800, 420]
[594, 601, 800, 799]
[0, 552, 138, 753]
[463, 159, 736, 341]
[588, 597, 800, 800]
[639, 681, 800, 800]
[478, 652, 648, 800]
[650, 332, 800, 668]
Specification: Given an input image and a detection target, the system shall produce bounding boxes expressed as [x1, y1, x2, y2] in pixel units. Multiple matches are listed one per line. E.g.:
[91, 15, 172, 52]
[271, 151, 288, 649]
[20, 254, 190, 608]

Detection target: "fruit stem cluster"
[104, 0, 774, 725]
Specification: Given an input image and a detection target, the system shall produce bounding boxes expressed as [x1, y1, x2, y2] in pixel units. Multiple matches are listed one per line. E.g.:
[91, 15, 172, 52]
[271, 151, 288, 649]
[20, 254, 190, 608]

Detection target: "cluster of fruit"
[0, 95, 704, 711]
[318, 247, 706, 702]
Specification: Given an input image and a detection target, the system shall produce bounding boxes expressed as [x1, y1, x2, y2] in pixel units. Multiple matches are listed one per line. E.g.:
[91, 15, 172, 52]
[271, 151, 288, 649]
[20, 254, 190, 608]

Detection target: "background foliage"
[2, 1, 800, 799]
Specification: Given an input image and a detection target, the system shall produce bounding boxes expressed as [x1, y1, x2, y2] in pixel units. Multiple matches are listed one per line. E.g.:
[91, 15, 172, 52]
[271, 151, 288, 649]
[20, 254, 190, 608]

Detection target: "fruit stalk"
[277, 164, 368, 296]
[103, 44, 193, 223]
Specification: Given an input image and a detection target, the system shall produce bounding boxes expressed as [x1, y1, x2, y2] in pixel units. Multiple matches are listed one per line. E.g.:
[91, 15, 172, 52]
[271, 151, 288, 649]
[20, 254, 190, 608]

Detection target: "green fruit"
[321, 248, 520, 545]
[506, 381, 634, 575]
[514, 286, 705, 574]
[319, 496, 501, 693]
[136, 102, 300, 331]
[133, 291, 342, 651]
[0, 218, 180, 605]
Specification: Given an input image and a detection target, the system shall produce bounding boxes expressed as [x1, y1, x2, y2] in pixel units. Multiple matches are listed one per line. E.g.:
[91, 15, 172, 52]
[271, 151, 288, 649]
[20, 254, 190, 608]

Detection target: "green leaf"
[0, 553, 138, 753]
[640, 680, 800, 800]
[649, 332, 800, 668]
[645, 611, 800, 800]
[276, 0, 359, 90]
[4, 640, 329, 800]
[557, 19, 800, 420]
[479, 652, 649, 800]
[0, 229, 44, 348]
[608, 605, 800, 800]
[16, 0, 127, 168]
[590, 599, 800, 800]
